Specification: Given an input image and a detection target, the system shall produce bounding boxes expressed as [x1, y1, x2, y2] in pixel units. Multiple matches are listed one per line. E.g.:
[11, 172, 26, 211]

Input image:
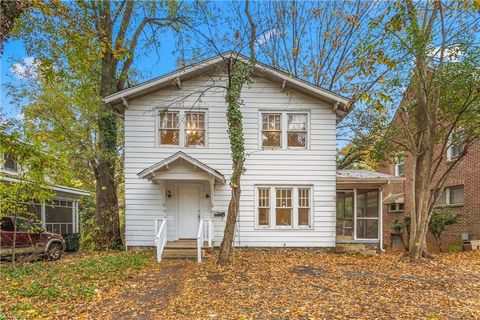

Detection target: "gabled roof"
[103, 52, 350, 121]
[336, 170, 404, 183]
[137, 151, 225, 183]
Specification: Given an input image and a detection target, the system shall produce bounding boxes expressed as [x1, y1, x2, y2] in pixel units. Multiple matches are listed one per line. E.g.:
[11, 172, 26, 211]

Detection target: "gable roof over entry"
[103, 52, 350, 121]
[137, 151, 225, 184]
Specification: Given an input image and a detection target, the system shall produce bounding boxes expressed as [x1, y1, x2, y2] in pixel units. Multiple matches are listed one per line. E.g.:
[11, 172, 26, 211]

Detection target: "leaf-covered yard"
[2, 250, 480, 319]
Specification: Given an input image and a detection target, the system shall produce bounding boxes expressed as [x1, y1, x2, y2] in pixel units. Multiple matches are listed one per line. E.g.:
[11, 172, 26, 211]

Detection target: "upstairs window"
[3, 153, 18, 172]
[261, 112, 308, 149]
[447, 129, 464, 161]
[394, 153, 404, 176]
[287, 114, 307, 148]
[158, 110, 206, 147]
[185, 112, 205, 146]
[159, 111, 180, 145]
[262, 113, 282, 148]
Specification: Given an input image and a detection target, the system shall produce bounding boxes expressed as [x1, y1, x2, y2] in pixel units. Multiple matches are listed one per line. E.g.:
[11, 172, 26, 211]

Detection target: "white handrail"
[197, 219, 214, 263]
[196, 220, 204, 263]
[154, 218, 167, 262]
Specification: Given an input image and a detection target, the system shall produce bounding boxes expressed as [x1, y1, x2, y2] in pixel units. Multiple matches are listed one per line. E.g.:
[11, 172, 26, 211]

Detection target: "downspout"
[379, 190, 385, 253]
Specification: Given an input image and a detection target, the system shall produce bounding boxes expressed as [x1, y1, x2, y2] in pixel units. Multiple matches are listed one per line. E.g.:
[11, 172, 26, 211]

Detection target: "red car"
[0, 216, 65, 261]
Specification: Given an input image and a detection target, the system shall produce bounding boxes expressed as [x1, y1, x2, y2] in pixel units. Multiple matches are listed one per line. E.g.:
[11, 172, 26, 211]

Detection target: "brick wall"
[380, 139, 480, 251]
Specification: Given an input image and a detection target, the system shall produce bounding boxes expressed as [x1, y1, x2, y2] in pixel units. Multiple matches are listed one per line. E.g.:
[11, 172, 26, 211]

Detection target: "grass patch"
[0, 250, 155, 318]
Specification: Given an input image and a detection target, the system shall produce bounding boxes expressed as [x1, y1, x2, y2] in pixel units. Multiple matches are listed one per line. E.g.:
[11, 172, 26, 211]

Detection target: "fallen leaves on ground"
[2, 249, 480, 319]
[167, 250, 480, 319]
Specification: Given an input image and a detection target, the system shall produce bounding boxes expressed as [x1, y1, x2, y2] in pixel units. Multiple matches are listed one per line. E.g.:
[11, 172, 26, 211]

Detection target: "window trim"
[434, 185, 465, 207]
[258, 111, 310, 150]
[158, 111, 180, 146]
[447, 129, 464, 162]
[394, 153, 404, 177]
[156, 109, 208, 148]
[388, 203, 404, 213]
[255, 185, 314, 229]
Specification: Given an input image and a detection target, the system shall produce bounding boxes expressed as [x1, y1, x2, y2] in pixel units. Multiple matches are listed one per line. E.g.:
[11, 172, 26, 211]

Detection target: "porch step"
[162, 240, 211, 260]
[336, 243, 366, 253]
[165, 240, 197, 249]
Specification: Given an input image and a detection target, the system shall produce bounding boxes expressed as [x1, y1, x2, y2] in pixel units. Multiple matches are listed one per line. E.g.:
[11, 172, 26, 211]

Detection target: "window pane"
[276, 189, 292, 208]
[276, 208, 292, 226]
[435, 189, 447, 205]
[298, 208, 309, 226]
[262, 132, 281, 147]
[185, 130, 205, 146]
[356, 219, 378, 239]
[287, 132, 306, 147]
[159, 112, 179, 129]
[399, 203, 404, 211]
[258, 208, 269, 226]
[0, 217, 14, 231]
[4, 153, 17, 171]
[262, 114, 281, 130]
[450, 186, 464, 204]
[160, 130, 179, 145]
[186, 112, 205, 130]
[287, 114, 307, 131]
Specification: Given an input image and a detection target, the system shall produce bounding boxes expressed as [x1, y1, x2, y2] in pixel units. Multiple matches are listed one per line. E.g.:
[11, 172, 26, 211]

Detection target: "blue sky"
[1, 31, 182, 120]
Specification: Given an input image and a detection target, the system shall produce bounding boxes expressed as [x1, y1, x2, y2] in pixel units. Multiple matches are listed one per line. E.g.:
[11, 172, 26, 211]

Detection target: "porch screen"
[336, 192, 353, 236]
[356, 190, 379, 239]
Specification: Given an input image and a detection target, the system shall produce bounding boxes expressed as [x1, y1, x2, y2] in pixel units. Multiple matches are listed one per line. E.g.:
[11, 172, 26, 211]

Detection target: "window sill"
[434, 203, 464, 208]
[158, 145, 206, 149]
[254, 226, 315, 231]
[388, 211, 405, 214]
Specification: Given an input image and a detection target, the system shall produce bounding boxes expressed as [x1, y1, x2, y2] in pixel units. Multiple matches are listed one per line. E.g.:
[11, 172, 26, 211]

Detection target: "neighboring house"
[380, 133, 480, 250]
[104, 53, 401, 259]
[0, 152, 89, 238]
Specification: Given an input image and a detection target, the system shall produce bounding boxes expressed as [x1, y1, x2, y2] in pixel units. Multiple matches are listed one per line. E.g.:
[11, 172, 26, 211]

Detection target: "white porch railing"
[154, 218, 167, 262]
[197, 219, 214, 263]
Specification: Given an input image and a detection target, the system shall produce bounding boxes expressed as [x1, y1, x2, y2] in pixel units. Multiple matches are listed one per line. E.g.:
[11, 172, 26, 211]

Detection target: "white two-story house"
[104, 53, 401, 260]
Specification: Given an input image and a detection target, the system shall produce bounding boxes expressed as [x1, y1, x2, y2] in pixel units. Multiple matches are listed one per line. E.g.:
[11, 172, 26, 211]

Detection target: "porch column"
[41, 203, 46, 229]
[157, 180, 167, 218]
[379, 190, 384, 252]
[353, 189, 357, 240]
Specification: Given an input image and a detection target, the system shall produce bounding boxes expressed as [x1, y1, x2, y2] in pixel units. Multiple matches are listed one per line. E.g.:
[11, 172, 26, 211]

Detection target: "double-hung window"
[159, 111, 180, 145]
[158, 110, 206, 147]
[394, 153, 404, 176]
[185, 112, 205, 146]
[276, 188, 292, 226]
[257, 188, 270, 226]
[256, 186, 312, 228]
[261, 112, 308, 149]
[447, 129, 464, 161]
[261, 114, 282, 147]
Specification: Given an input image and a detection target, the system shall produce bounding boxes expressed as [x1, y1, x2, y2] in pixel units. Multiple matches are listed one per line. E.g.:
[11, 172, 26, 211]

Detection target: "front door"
[178, 186, 201, 238]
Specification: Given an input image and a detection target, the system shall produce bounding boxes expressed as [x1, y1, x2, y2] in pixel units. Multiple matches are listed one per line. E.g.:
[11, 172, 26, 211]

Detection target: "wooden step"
[162, 248, 209, 259]
[165, 240, 197, 249]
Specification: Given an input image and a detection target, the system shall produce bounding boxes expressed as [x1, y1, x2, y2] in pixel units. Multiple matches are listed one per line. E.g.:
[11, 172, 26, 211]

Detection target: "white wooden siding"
[124, 68, 337, 248]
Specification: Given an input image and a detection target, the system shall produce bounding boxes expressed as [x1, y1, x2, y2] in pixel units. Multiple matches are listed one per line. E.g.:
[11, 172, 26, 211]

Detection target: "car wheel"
[46, 243, 63, 261]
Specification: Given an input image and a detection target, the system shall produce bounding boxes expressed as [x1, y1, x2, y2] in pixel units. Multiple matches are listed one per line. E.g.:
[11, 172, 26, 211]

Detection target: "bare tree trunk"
[217, 1, 256, 265]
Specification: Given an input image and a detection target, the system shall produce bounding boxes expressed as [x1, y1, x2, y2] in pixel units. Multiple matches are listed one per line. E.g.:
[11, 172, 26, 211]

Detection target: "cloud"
[10, 57, 39, 79]
[256, 28, 279, 46]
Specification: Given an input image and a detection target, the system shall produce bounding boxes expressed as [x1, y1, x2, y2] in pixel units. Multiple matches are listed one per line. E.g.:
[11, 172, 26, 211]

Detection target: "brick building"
[380, 139, 480, 251]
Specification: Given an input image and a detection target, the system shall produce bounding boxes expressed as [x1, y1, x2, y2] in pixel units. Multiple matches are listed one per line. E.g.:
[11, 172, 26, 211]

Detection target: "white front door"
[178, 186, 201, 238]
